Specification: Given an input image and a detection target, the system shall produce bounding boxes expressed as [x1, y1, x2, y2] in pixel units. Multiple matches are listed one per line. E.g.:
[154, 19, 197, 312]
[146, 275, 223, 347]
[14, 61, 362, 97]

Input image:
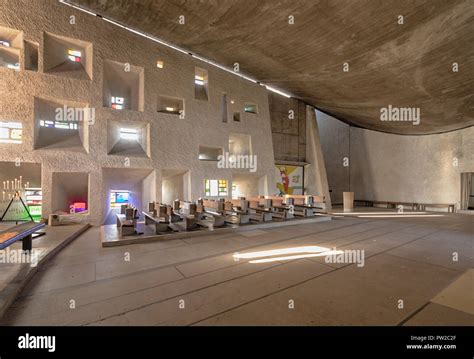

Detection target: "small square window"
[0, 121, 22, 144]
[67, 49, 82, 62]
[111, 96, 124, 110]
[204, 179, 228, 197]
[233, 112, 241, 122]
[156, 60, 164, 69]
[39, 120, 77, 130]
[119, 128, 138, 140]
[244, 103, 258, 114]
[195, 67, 209, 101]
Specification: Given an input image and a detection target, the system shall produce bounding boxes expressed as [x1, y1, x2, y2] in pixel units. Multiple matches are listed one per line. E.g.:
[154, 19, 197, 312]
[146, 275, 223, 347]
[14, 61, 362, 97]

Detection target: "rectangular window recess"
[40, 120, 78, 130]
[110, 190, 130, 208]
[67, 49, 82, 62]
[0, 121, 22, 144]
[204, 179, 228, 196]
[111, 96, 124, 110]
[195, 75, 205, 86]
[119, 128, 138, 140]
[244, 104, 258, 114]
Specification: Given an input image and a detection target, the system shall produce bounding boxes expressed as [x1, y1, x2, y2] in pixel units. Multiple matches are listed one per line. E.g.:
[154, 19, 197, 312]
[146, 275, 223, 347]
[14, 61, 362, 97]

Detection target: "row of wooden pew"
[135, 194, 326, 236]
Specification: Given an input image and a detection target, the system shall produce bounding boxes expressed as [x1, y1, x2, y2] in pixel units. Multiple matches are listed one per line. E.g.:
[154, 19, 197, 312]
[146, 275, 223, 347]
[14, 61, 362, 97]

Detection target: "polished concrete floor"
[2, 208, 473, 326]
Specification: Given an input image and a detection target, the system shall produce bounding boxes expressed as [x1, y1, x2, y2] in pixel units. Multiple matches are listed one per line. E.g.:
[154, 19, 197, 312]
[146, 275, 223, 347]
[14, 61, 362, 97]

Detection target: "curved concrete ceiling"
[69, 0, 474, 134]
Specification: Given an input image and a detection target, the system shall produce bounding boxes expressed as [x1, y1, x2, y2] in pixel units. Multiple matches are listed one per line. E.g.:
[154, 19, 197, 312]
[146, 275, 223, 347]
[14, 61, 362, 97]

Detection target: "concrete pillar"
[305, 105, 332, 211]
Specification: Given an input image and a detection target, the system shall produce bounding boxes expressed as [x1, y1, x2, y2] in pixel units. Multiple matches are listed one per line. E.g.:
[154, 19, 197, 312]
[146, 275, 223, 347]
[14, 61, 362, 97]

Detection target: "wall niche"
[43, 32, 92, 80]
[0, 25, 22, 71]
[103, 60, 144, 112]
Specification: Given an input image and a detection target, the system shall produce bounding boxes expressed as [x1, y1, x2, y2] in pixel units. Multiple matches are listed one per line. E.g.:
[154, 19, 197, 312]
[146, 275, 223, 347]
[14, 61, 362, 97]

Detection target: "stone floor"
[2, 208, 473, 326]
[0, 223, 90, 320]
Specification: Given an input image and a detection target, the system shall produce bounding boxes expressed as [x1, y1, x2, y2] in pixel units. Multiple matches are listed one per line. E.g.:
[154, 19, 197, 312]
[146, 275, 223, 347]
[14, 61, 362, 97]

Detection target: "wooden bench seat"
[116, 213, 137, 237]
[142, 211, 170, 234]
[292, 207, 314, 217]
[169, 216, 198, 231]
[248, 208, 273, 222]
[200, 210, 226, 227]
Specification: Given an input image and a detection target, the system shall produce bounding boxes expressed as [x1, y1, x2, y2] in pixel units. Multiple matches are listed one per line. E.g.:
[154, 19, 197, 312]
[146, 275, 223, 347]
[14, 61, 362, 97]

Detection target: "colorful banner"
[275, 165, 303, 195]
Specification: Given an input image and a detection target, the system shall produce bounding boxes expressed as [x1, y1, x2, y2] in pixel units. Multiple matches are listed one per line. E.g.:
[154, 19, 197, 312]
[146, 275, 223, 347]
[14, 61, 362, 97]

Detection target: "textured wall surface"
[317, 112, 474, 208]
[268, 93, 306, 163]
[316, 110, 350, 204]
[0, 0, 277, 225]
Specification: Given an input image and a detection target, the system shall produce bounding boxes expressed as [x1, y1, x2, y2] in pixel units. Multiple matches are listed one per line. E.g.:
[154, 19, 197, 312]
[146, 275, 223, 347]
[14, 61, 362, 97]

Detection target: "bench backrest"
[264, 196, 285, 207]
[203, 199, 224, 214]
[181, 202, 197, 215]
[230, 199, 249, 212]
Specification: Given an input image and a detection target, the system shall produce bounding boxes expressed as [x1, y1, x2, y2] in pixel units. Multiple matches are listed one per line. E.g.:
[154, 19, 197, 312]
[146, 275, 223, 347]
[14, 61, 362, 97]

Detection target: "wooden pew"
[213, 199, 249, 224]
[169, 201, 199, 231]
[117, 205, 138, 237]
[142, 211, 170, 234]
[238, 198, 271, 222]
[196, 199, 226, 228]
[260, 196, 294, 220]
[284, 197, 314, 217]
[168, 216, 199, 232]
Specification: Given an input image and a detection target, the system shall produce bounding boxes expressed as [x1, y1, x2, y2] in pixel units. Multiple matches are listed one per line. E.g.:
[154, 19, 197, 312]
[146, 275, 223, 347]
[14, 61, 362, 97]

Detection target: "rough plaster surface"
[305, 107, 331, 209]
[316, 110, 350, 204]
[317, 112, 474, 208]
[268, 93, 306, 163]
[0, 0, 278, 225]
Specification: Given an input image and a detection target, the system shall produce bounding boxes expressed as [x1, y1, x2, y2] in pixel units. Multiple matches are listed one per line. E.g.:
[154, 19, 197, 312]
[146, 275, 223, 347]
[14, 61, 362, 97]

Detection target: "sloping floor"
[2, 208, 472, 326]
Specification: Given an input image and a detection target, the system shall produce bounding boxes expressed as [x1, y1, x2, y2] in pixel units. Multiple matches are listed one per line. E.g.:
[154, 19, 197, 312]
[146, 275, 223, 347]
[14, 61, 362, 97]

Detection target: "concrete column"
[305, 105, 332, 211]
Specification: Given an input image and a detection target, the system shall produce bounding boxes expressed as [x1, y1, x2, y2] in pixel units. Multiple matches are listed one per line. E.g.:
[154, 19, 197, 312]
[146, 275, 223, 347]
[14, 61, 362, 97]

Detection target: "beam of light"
[234, 245, 333, 260]
[357, 214, 444, 218]
[248, 250, 344, 264]
[58, 0, 293, 98]
[333, 212, 428, 215]
[58, 0, 97, 16]
[265, 85, 291, 98]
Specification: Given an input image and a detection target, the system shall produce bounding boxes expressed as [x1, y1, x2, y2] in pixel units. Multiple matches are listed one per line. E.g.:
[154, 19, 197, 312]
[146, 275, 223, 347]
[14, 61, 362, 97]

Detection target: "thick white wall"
[0, 0, 276, 225]
[316, 110, 350, 204]
[317, 111, 474, 209]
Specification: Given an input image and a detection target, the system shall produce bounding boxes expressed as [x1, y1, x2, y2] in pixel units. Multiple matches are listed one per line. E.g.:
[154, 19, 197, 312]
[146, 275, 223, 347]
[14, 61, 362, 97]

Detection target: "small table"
[343, 192, 354, 212]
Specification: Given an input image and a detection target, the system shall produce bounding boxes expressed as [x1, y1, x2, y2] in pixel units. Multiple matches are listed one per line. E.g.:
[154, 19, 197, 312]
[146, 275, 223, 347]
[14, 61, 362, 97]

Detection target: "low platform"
[0, 223, 91, 321]
[101, 214, 332, 247]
